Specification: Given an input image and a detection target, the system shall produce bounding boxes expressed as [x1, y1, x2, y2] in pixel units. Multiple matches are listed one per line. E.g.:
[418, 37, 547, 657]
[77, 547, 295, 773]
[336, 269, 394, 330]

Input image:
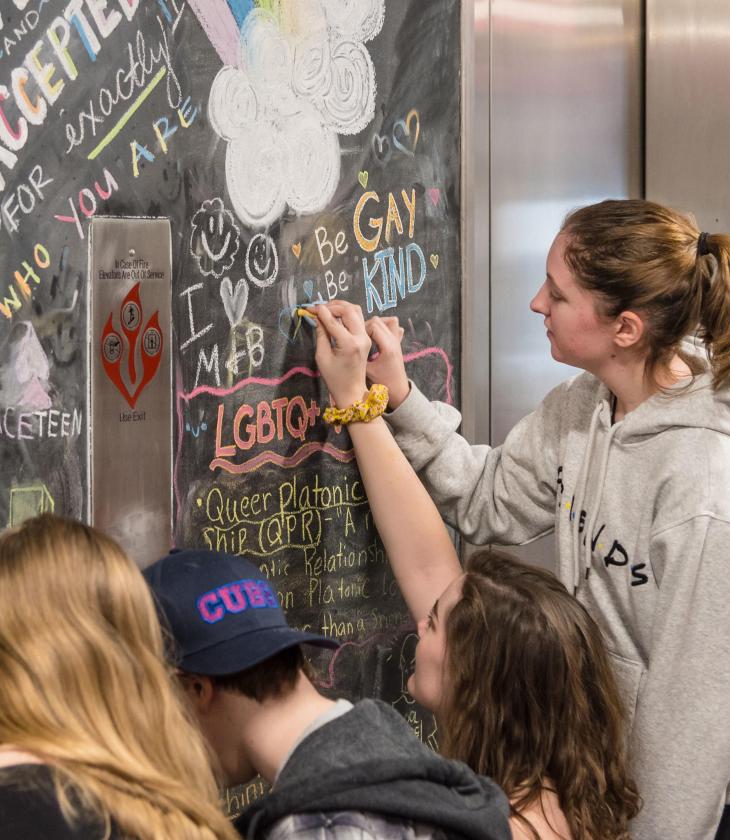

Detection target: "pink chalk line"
[174, 347, 454, 510]
[210, 441, 355, 475]
[315, 623, 416, 691]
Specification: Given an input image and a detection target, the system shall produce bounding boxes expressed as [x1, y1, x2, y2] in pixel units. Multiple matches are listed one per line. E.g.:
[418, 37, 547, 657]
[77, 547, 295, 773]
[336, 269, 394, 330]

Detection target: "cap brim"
[179, 626, 339, 676]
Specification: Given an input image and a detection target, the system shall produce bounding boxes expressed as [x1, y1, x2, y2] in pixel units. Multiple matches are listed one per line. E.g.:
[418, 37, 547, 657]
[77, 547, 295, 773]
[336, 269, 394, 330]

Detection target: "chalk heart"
[372, 133, 392, 164]
[430, 254, 439, 269]
[393, 109, 420, 156]
[303, 279, 314, 299]
[358, 170, 369, 189]
[292, 242, 302, 259]
[428, 188, 441, 206]
[220, 276, 249, 327]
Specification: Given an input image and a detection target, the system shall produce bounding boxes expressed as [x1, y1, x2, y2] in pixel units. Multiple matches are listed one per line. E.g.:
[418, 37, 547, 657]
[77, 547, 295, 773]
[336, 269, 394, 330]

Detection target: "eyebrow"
[546, 272, 565, 295]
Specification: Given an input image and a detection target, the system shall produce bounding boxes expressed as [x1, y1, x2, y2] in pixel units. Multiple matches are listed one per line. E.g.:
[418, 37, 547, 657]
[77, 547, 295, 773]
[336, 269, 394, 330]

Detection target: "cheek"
[412, 638, 447, 707]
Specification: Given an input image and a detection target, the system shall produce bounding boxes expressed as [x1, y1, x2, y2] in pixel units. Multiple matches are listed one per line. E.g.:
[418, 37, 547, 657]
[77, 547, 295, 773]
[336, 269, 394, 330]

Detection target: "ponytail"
[696, 234, 730, 389]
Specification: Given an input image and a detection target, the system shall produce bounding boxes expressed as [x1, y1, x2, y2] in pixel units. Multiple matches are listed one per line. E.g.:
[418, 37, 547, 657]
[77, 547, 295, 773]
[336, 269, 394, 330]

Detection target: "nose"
[530, 282, 549, 316]
[416, 618, 427, 638]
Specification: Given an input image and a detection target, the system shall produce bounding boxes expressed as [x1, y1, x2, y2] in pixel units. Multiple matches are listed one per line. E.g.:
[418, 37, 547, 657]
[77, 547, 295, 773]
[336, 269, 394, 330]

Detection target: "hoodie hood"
[237, 699, 510, 840]
[604, 370, 730, 442]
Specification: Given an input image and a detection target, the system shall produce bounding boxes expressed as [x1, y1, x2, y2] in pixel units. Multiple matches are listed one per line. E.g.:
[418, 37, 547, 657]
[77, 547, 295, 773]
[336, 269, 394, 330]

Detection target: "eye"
[426, 610, 435, 630]
[549, 290, 563, 302]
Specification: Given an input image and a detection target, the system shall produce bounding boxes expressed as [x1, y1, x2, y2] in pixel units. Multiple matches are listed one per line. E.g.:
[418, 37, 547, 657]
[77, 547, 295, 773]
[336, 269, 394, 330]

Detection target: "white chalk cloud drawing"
[208, 0, 385, 229]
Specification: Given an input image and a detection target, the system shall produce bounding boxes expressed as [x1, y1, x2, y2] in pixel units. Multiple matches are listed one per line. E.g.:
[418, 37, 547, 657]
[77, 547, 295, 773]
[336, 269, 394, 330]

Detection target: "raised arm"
[315, 302, 460, 621]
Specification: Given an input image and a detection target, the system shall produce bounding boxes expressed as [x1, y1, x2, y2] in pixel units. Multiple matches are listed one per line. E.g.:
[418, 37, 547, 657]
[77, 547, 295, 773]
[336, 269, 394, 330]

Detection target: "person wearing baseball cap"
[144, 548, 511, 840]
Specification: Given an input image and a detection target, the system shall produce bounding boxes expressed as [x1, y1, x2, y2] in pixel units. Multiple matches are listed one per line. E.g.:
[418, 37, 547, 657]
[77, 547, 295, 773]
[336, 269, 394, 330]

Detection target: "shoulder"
[0, 766, 115, 840]
[510, 790, 572, 840]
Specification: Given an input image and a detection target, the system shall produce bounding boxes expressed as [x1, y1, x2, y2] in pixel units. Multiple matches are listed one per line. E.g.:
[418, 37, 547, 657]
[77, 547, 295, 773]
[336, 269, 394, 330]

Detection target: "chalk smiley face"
[245, 233, 279, 288]
[204, 211, 231, 260]
[190, 197, 241, 279]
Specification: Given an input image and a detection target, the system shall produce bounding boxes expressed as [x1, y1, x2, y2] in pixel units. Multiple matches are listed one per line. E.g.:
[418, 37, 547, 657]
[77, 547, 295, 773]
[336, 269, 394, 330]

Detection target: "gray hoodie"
[236, 699, 511, 840]
[387, 369, 730, 840]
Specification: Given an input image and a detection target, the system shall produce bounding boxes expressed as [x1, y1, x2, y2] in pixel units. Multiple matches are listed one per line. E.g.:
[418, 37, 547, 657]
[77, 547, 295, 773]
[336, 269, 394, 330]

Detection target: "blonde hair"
[0, 514, 237, 840]
[561, 199, 730, 390]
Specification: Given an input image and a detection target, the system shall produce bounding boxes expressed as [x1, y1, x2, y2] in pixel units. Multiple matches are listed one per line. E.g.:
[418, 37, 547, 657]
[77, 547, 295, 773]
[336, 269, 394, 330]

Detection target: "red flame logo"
[101, 283, 163, 409]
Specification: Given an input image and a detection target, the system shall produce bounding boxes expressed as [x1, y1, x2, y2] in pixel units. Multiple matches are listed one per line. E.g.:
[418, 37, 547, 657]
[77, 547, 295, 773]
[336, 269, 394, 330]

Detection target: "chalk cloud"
[208, 0, 385, 229]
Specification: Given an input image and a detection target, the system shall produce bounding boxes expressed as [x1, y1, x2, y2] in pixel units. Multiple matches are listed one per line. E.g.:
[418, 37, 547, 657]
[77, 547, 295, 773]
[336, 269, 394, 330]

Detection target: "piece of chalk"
[296, 307, 318, 320]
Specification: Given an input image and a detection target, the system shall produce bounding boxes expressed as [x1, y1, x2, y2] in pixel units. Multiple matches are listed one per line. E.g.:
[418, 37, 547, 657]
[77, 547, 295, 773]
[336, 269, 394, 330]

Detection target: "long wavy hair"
[0, 514, 237, 840]
[561, 199, 730, 390]
[439, 549, 641, 840]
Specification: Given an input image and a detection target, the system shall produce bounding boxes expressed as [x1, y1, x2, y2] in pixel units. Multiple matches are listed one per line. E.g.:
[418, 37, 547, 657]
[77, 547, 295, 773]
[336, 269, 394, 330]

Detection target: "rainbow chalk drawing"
[201, 0, 385, 228]
[186, 1, 242, 67]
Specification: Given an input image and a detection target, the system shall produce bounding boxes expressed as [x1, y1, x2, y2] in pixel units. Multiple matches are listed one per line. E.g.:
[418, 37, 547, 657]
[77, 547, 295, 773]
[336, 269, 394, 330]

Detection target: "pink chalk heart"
[428, 188, 441, 206]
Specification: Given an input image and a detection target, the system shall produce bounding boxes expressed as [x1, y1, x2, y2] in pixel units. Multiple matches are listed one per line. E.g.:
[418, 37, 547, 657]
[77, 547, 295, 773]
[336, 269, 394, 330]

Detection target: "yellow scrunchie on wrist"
[323, 384, 389, 425]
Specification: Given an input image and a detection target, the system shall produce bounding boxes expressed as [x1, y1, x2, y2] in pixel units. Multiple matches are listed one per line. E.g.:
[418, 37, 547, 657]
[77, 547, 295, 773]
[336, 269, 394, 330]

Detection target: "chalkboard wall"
[0, 0, 461, 816]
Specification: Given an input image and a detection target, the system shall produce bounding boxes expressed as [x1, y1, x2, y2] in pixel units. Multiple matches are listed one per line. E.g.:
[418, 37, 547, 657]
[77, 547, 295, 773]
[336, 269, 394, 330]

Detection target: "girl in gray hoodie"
[315, 199, 730, 840]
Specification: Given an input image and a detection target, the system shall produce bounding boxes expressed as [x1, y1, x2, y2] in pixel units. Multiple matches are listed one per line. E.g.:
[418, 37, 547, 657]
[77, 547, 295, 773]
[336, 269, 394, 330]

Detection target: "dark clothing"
[716, 806, 730, 840]
[236, 699, 511, 840]
[0, 764, 120, 840]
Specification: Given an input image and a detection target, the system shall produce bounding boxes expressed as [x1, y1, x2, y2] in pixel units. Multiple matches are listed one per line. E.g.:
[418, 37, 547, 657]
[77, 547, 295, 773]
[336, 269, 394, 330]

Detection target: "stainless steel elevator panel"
[646, 0, 730, 229]
[487, 0, 642, 566]
[89, 217, 172, 567]
[461, 0, 490, 447]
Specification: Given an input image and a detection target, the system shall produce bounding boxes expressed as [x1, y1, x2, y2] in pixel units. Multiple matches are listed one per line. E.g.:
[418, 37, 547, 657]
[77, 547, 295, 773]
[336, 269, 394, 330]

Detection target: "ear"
[613, 310, 645, 349]
[178, 673, 216, 715]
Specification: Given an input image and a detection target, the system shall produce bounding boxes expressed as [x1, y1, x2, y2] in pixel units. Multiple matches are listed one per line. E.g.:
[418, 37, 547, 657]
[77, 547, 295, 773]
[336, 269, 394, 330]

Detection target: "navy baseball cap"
[144, 549, 338, 675]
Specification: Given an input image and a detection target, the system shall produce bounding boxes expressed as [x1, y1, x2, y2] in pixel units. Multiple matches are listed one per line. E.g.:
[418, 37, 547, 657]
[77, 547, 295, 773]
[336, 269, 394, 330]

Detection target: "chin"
[407, 676, 438, 714]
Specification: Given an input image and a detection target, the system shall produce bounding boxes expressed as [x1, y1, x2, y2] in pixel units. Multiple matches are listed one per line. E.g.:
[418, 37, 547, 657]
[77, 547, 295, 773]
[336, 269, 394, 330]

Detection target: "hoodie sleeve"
[384, 381, 564, 545]
[630, 514, 730, 840]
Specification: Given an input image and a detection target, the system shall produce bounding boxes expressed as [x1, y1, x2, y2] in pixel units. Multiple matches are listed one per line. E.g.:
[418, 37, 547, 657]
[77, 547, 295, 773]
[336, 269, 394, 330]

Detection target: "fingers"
[366, 317, 404, 353]
[365, 315, 404, 342]
[324, 300, 366, 335]
[314, 315, 334, 363]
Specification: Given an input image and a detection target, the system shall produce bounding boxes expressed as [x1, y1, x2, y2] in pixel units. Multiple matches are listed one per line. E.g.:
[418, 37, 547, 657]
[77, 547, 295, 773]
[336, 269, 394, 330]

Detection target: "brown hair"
[439, 549, 640, 840]
[561, 199, 730, 389]
[0, 514, 237, 840]
[211, 646, 313, 702]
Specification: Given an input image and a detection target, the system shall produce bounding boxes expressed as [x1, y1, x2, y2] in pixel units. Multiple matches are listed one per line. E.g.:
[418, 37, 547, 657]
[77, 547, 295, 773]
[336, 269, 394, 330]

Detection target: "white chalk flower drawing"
[190, 197, 242, 278]
[208, 0, 385, 229]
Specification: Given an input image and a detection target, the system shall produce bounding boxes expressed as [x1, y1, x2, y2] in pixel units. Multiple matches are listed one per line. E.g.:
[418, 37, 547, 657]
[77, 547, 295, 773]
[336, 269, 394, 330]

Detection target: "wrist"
[329, 385, 368, 409]
[324, 384, 388, 426]
[386, 379, 410, 410]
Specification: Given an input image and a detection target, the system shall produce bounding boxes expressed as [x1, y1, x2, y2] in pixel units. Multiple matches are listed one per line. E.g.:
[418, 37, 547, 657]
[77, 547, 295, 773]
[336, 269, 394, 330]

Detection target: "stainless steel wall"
[646, 0, 730, 230]
[463, 0, 642, 567]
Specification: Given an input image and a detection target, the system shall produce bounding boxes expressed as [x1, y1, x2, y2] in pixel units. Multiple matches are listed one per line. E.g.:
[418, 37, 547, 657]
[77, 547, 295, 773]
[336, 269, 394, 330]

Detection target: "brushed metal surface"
[89, 217, 172, 567]
[461, 0, 490, 448]
[646, 0, 730, 230]
[488, 0, 642, 567]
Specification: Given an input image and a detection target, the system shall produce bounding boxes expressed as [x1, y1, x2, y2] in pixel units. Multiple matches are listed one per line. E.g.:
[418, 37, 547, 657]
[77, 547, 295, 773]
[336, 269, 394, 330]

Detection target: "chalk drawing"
[8, 482, 54, 527]
[205, 1, 385, 228]
[190, 197, 241, 278]
[0, 322, 51, 410]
